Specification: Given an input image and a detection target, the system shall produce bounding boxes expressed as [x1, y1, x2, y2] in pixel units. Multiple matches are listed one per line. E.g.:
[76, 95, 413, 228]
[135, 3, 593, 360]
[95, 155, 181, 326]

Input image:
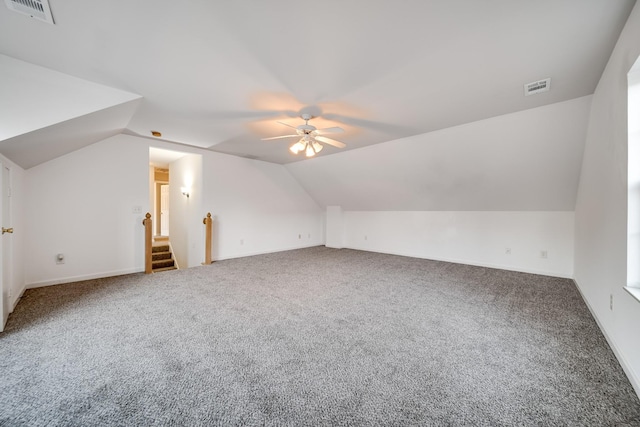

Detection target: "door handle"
[2, 227, 13, 234]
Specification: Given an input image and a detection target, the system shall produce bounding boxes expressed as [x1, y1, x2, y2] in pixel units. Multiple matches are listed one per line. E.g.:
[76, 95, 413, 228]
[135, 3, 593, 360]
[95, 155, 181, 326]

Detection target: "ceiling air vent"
[524, 78, 551, 96]
[4, 0, 54, 24]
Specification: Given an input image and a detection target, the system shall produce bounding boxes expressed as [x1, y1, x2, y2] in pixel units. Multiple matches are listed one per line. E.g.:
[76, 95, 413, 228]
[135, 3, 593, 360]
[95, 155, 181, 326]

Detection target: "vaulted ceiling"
[0, 0, 636, 209]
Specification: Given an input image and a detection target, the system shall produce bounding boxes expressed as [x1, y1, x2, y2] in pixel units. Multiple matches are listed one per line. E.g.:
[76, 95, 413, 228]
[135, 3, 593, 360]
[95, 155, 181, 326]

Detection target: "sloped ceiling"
[286, 96, 592, 211]
[0, 1, 636, 211]
[0, 0, 635, 166]
[0, 54, 142, 168]
[0, 98, 141, 169]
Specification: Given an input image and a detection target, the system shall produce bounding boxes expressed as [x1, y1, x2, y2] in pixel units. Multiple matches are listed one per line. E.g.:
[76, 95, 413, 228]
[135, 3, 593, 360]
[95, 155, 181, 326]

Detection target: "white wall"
[22, 133, 323, 286]
[325, 206, 344, 249]
[25, 135, 149, 287]
[574, 2, 640, 396]
[202, 152, 324, 261]
[169, 154, 203, 268]
[290, 88, 585, 279]
[341, 211, 574, 278]
[290, 96, 585, 277]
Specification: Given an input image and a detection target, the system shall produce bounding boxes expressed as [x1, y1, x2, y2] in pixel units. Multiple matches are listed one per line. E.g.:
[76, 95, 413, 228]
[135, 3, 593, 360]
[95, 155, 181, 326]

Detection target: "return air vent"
[4, 0, 54, 24]
[524, 78, 551, 96]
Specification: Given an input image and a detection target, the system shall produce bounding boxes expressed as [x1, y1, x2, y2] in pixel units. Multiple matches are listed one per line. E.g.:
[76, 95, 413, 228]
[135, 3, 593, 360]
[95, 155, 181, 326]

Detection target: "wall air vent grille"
[524, 78, 551, 96]
[4, 0, 54, 24]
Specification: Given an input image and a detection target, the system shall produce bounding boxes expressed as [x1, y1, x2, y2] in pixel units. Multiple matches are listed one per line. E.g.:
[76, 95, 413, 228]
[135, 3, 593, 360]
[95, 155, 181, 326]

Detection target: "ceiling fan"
[262, 114, 346, 157]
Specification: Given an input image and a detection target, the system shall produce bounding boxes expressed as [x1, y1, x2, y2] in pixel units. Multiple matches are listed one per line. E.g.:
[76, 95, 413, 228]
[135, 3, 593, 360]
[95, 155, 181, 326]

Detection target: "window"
[626, 57, 640, 302]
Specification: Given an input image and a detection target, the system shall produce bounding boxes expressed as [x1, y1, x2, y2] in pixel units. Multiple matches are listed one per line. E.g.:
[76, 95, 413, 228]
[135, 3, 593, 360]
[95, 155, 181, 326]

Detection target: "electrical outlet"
[610, 294, 614, 311]
[298, 234, 301, 239]
[56, 253, 65, 264]
[540, 250, 548, 259]
[240, 239, 244, 246]
[308, 233, 311, 239]
[505, 248, 511, 255]
[364, 235, 368, 241]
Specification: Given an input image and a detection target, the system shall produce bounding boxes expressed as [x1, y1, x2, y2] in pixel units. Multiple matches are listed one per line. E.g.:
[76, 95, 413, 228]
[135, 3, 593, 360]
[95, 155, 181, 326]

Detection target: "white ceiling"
[0, 0, 635, 166]
[149, 147, 188, 169]
[286, 96, 592, 211]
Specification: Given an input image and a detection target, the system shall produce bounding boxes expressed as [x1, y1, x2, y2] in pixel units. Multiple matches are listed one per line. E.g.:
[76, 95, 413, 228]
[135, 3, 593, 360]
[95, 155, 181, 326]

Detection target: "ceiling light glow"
[305, 144, 316, 157]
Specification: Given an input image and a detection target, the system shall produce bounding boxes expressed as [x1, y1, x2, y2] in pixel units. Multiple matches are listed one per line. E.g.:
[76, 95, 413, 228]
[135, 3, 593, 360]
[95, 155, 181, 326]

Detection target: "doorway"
[149, 147, 201, 270]
[160, 184, 170, 236]
[149, 147, 189, 241]
[152, 167, 169, 239]
[0, 163, 12, 331]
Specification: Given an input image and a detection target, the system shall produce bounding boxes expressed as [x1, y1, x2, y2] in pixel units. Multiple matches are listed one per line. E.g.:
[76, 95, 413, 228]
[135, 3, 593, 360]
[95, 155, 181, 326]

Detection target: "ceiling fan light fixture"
[290, 140, 305, 154]
[305, 144, 316, 157]
[266, 115, 347, 158]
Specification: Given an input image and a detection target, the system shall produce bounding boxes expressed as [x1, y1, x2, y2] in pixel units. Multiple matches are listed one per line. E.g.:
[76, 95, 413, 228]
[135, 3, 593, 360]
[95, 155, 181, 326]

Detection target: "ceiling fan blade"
[207, 110, 282, 121]
[315, 135, 346, 149]
[261, 134, 299, 140]
[277, 121, 299, 130]
[322, 113, 413, 135]
[314, 126, 344, 135]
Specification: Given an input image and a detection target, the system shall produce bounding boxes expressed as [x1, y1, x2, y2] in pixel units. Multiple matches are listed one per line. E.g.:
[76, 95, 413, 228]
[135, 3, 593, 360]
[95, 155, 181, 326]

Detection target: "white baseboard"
[26, 244, 326, 285]
[214, 243, 323, 262]
[572, 279, 640, 399]
[26, 267, 144, 289]
[344, 246, 573, 279]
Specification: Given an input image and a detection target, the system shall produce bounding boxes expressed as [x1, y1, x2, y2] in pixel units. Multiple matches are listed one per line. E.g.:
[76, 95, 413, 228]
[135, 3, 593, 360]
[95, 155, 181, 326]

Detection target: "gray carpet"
[1, 246, 639, 426]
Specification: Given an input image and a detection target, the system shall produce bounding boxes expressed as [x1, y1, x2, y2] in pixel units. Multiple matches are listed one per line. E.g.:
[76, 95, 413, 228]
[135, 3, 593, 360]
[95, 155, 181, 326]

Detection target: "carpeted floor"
[1, 247, 639, 426]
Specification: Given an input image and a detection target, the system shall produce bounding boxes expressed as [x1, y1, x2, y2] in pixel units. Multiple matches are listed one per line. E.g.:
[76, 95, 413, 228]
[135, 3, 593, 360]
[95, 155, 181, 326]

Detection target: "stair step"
[152, 252, 172, 261]
[153, 259, 175, 269]
[151, 240, 176, 273]
[153, 266, 177, 273]
[152, 245, 170, 253]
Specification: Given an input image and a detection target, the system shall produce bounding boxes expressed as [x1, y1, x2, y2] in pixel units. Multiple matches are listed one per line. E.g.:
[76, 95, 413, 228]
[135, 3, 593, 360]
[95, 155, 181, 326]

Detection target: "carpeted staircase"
[152, 242, 177, 272]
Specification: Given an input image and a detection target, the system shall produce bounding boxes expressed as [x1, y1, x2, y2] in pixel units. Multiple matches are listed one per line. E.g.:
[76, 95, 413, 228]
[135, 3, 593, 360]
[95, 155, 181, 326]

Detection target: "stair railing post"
[203, 212, 213, 265]
[143, 212, 152, 274]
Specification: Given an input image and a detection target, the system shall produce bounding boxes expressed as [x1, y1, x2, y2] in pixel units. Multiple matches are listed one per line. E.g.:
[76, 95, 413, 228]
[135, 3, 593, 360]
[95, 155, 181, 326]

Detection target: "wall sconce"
[181, 187, 190, 198]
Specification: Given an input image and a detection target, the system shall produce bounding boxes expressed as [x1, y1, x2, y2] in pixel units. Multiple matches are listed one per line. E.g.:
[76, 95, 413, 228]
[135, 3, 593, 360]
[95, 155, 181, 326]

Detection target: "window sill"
[624, 286, 640, 303]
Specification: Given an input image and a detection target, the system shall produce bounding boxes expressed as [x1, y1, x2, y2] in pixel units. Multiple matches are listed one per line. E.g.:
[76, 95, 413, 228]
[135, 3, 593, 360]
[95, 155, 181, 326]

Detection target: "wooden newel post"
[143, 212, 152, 274]
[203, 212, 213, 265]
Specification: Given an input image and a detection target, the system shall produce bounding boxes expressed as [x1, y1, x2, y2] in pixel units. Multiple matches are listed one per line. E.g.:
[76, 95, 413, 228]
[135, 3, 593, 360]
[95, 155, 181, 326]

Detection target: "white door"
[0, 164, 11, 331]
[160, 184, 170, 236]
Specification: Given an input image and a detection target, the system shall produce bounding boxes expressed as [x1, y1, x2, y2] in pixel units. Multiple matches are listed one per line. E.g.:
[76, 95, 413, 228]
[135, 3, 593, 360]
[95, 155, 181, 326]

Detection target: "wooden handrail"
[143, 212, 152, 274]
[203, 212, 213, 265]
